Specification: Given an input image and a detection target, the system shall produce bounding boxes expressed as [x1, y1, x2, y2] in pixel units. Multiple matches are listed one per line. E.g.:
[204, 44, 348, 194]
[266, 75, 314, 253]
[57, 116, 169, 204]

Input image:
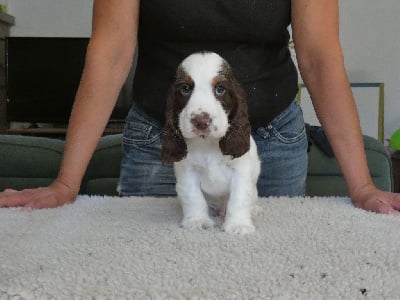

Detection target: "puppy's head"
[161, 52, 251, 164]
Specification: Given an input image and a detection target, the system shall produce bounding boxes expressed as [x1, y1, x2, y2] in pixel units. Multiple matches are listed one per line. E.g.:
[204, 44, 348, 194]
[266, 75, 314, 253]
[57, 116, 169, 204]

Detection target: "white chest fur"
[184, 138, 233, 198]
[173, 135, 261, 234]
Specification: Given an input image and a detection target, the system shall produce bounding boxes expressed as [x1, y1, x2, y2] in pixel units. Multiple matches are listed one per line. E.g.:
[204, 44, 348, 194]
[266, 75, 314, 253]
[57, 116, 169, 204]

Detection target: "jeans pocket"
[122, 108, 162, 147]
[271, 124, 306, 144]
[270, 100, 306, 144]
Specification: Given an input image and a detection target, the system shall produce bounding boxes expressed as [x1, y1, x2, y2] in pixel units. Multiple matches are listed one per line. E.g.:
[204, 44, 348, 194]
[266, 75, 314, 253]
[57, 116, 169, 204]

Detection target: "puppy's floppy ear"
[161, 86, 187, 164]
[219, 84, 251, 158]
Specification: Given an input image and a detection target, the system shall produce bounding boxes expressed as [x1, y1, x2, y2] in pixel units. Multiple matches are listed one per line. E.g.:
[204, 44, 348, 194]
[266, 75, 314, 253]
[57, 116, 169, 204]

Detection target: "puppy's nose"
[191, 112, 211, 130]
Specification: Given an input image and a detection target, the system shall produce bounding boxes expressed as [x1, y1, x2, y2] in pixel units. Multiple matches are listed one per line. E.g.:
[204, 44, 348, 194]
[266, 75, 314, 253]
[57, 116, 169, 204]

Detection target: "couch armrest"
[306, 135, 392, 196]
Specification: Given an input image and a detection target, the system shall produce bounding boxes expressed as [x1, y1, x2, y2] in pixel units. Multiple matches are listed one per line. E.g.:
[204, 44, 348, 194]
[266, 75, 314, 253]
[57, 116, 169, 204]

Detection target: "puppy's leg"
[175, 164, 214, 230]
[222, 176, 256, 235]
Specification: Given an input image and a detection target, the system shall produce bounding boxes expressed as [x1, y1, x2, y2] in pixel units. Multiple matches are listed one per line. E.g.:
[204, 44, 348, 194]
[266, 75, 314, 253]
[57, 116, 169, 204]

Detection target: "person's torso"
[133, 0, 298, 129]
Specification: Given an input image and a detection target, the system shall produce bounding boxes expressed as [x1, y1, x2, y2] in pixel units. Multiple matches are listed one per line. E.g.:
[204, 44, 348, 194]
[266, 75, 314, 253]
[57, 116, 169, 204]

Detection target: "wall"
[7, 0, 400, 139]
[8, 0, 92, 37]
[339, 0, 400, 141]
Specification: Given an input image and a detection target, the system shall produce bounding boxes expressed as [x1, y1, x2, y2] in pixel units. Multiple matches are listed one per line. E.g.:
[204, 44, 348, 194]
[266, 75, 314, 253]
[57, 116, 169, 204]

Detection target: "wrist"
[349, 182, 376, 207]
[54, 177, 80, 196]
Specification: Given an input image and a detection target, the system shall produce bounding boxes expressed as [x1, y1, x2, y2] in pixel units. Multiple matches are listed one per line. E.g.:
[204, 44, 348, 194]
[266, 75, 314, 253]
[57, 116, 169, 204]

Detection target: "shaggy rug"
[1, 196, 400, 300]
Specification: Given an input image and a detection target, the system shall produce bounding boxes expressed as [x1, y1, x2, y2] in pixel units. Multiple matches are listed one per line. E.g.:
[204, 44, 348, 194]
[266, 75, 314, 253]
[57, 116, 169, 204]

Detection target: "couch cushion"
[83, 134, 123, 195]
[85, 178, 120, 196]
[0, 133, 392, 197]
[0, 135, 64, 191]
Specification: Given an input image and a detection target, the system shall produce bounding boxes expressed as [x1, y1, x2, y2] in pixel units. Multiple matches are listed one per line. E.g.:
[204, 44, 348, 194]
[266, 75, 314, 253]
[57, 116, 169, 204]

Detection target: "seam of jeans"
[271, 126, 307, 144]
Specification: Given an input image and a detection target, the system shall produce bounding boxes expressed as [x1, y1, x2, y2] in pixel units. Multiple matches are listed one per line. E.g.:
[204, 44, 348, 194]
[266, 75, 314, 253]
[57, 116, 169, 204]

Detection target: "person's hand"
[0, 179, 78, 209]
[352, 183, 400, 215]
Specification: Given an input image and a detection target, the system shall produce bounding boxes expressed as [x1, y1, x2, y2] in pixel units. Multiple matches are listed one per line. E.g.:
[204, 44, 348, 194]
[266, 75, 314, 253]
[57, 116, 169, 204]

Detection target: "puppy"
[162, 52, 261, 235]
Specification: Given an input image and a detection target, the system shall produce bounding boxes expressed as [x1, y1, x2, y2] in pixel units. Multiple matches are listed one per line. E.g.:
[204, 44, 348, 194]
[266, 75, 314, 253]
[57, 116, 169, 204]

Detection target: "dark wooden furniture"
[6, 127, 123, 137]
[0, 12, 14, 134]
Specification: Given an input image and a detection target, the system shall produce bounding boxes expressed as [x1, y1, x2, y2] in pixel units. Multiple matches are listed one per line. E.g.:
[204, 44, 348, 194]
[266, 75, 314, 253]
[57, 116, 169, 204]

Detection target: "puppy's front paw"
[181, 216, 215, 230]
[222, 220, 255, 235]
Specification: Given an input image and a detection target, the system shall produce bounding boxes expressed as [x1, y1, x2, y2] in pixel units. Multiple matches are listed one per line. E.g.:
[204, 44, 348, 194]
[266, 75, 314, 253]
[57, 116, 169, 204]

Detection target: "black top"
[133, 0, 298, 130]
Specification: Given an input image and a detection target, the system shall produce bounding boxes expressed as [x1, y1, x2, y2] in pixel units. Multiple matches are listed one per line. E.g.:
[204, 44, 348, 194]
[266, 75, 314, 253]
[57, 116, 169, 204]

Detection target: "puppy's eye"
[180, 84, 193, 97]
[215, 84, 226, 97]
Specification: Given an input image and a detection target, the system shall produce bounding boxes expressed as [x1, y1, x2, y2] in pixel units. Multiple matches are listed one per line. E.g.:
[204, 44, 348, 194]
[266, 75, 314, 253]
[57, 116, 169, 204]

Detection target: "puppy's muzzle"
[191, 112, 212, 132]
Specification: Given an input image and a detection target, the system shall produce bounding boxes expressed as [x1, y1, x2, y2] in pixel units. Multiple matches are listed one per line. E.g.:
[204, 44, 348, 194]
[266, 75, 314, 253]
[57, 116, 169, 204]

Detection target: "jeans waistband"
[128, 103, 163, 130]
[128, 99, 301, 132]
[269, 100, 302, 128]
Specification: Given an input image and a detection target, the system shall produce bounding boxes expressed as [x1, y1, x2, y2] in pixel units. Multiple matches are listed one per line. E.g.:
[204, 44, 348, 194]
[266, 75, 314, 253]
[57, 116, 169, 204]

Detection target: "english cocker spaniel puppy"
[162, 52, 261, 235]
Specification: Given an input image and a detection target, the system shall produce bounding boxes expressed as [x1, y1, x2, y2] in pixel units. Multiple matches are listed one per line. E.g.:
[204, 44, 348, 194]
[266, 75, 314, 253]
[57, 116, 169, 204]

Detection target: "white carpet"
[1, 196, 400, 300]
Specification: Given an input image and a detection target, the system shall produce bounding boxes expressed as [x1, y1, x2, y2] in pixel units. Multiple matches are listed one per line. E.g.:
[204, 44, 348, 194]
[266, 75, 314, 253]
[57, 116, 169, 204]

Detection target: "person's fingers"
[1, 184, 76, 209]
[0, 190, 33, 207]
[388, 193, 400, 211]
[377, 204, 399, 215]
[364, 196, 399, 215]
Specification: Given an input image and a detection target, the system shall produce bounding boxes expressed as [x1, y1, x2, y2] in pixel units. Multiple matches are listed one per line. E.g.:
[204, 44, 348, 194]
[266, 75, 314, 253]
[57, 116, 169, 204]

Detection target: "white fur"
[174, 53, 261, 235]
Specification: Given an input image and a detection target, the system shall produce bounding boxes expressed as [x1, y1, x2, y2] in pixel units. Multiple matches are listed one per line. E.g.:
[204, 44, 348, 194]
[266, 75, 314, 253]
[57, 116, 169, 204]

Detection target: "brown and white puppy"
[162, 52, 260, 235]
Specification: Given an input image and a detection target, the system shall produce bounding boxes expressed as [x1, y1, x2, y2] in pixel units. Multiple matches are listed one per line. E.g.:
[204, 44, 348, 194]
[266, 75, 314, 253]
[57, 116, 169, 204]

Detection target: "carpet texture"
[1, 196, 400, 299]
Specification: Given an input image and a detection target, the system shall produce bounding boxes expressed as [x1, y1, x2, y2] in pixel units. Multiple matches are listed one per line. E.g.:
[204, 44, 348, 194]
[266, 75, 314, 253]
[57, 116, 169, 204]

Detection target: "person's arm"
[0, 0, 140, 208]
[291, 0, 400, 214]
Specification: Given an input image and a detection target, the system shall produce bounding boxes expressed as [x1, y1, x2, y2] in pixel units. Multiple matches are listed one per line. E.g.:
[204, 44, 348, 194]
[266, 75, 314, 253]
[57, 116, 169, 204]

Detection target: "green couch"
[0, 134, 393, 196]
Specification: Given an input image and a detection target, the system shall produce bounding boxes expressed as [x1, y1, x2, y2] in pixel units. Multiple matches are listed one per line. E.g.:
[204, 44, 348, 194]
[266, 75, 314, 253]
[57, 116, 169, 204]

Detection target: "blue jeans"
[118, 100, 308, 197]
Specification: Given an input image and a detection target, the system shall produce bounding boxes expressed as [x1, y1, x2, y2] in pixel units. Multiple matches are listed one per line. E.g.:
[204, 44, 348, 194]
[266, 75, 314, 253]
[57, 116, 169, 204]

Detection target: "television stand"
[6, 127, 123, 137]
[6, 121, 124, 138]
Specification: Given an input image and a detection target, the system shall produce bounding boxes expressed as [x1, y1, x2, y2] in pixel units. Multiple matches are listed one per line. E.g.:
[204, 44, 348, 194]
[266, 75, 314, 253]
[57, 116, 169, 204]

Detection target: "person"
[1, 0, 399, 214]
